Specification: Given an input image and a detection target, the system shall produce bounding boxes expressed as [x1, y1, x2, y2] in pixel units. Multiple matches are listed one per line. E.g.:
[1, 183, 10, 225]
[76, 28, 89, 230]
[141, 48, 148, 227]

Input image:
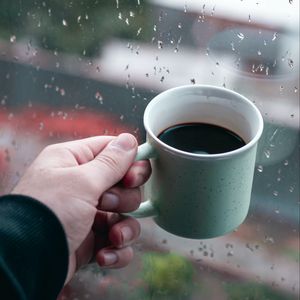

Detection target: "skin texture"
[12, 133, 151, 283]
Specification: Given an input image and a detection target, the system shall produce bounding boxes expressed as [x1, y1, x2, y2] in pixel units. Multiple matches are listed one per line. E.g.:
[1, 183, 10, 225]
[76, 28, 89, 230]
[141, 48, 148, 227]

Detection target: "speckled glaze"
[131, 85, 263, 239]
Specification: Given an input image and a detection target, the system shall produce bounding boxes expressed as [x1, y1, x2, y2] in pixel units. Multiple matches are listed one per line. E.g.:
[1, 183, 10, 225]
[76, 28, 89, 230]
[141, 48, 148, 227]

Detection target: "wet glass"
[0, 0, 299, 299]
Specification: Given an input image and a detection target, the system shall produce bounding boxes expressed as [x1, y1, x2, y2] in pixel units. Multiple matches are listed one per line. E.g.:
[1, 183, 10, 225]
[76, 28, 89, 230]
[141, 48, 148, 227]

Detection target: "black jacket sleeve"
[0, 195, 69, 300]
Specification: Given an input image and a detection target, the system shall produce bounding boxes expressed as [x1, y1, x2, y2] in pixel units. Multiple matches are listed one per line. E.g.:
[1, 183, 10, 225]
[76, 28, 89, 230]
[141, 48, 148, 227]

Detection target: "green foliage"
[225, 282, 294, 300]
[141, 252, 195, 300]
[0, 0, 149, 56]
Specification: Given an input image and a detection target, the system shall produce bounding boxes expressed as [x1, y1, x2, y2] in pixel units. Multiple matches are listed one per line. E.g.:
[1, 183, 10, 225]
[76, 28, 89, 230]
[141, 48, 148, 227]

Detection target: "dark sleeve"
[0, 195, 69, 300]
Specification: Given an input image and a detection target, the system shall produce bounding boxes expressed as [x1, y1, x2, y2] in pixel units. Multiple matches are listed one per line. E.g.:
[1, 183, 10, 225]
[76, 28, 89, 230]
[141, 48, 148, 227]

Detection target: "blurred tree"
[0, 0, 149, 57]
[141, 252, 195, 300]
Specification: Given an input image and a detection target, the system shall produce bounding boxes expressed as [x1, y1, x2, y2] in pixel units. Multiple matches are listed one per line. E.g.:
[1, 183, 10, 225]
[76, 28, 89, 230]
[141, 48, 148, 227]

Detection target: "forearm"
[0, 195, 68, 300]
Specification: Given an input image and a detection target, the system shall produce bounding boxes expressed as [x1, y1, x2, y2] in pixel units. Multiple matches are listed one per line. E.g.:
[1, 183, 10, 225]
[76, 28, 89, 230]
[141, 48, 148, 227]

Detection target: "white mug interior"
[144, 85, 263, 158]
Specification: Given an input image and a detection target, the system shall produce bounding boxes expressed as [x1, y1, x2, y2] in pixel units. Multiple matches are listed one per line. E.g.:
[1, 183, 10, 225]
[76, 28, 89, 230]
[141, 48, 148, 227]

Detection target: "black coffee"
[158, 123, 246, 154]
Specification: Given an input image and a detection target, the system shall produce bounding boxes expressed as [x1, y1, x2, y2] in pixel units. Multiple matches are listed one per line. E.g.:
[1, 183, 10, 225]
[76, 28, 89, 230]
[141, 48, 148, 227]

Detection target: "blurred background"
[0, 0, 299, 299]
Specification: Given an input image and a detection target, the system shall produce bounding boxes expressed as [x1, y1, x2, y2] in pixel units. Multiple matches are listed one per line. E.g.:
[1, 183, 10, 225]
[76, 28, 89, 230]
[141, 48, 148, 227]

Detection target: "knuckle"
[95, 153, 120, 174]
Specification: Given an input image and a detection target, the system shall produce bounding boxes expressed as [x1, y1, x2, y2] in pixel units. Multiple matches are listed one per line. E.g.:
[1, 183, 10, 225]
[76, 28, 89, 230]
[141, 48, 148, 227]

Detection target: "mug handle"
[124, 142, 157, 218]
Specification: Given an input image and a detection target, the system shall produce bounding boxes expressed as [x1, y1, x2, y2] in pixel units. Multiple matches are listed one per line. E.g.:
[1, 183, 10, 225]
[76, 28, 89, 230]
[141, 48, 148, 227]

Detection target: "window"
[0, 1, 298, 299]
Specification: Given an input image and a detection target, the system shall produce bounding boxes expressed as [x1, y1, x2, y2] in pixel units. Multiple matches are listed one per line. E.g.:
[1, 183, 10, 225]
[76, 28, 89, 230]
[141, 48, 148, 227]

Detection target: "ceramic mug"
[129, 85, 263, 239]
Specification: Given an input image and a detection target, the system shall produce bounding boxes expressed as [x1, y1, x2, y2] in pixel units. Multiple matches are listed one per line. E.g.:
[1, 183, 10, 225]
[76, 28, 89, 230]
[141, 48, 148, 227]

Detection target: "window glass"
[0, 1, 298, 299]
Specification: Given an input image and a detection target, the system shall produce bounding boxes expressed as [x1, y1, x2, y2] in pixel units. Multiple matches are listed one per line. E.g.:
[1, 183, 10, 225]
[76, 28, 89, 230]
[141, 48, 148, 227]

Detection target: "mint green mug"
[129, 85, 263, 239]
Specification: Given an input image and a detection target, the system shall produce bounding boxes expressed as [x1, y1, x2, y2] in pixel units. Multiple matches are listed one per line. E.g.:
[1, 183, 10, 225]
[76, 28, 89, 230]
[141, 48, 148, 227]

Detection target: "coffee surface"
[158, 123, 246, 154]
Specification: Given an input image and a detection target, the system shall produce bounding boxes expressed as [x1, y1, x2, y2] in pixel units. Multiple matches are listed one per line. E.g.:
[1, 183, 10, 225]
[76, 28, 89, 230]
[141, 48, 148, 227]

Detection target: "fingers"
[79, 133, 138, 195]
[122, 160, 152, 188]
[93, 212, 140, 268]
[99, 186, 141, 212]
[96, 246, 134, 269]
[93, 212, 140, 248]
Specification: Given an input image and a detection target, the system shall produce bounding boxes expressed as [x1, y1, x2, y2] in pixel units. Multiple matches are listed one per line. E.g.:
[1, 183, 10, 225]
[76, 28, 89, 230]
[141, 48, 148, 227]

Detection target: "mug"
[129, 85, 263, 239]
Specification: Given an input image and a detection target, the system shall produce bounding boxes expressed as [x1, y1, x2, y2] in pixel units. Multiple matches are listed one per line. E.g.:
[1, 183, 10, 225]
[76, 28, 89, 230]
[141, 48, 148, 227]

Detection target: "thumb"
[79, 133, 138, 194]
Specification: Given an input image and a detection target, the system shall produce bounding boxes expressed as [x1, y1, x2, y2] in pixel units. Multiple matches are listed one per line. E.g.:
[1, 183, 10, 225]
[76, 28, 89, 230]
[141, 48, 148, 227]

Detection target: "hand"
[12, 133, 151, 283]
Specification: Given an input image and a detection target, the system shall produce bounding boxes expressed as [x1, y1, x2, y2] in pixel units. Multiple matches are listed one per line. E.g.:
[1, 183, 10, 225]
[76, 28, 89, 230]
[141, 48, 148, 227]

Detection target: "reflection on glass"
[0, 0, 299, 299]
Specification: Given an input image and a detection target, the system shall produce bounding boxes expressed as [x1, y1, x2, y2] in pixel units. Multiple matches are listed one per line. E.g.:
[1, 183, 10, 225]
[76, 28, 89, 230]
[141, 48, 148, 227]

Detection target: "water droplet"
[280, 85, 284, 92]
[273, 190, 279, 196]
[129, 11, 135, 17]
[248, 14, 251, 22]
[60, 89, 65, 96]
[264, 150, 271, 158]
[118, 12, 122, 20]
[289, 0, 293, 4]
[265, 66, 269, 75]
[205, 48, 210, 56]
[289, 186, 294, 193]
[62, 19, 68, 26]
[125, 18, 129, 25]
[95, 92, 103, 103]
[264, 235, 274, 244]
[283, 160, 289, 166]
[184, 4, 187, 13]
[227, 250, 234, 257]
[275, 209, 280, 214]
[178, 22, 182, 29]
[287, 58, 294, 68]
[237, 32, 244, 40]
[216, 62, 220, 66]
[10, 35, 16, 43]
[272, 32, 278, 41]
[257, 50, 262, 56]
[120, 115, 124, 121]
[160, 76, 165, 82]
[230, 41, 235, 51]
[158, 40, 163, 49]
[294, 87, 298, 93]
[77, 16, 81, 23]
[137, 27, 142, 36]
[39, 122, 44, 131]
[257, 165, 264, 172]
[190, 78, 196, 84]
[96, 66, 100, 72]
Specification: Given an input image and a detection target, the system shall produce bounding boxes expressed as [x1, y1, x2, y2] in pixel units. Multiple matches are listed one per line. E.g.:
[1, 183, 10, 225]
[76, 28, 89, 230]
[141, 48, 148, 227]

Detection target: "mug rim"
[143, 84, 264, 160]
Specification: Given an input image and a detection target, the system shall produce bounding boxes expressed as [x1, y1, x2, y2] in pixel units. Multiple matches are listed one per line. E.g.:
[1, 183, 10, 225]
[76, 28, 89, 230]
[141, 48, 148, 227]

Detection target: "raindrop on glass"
[137, 27, 142, 36]
[275, 209, 280, 214]
[184, 4, 187, 13]
[60, 89, 65, 96]
[294, 87, 298, 93]
[237, 32, 244, 40]
[279, 85, 284, 92]
[230, 41, 235, 51]
[257, 50, 262, 56]
[178, 23, 182, 29]
[283, 160, 289, 166]
[272, 32, 278, 41]
[129, 11, 135, 17]
[10, 35, 16, 43]
[248, 14, 251, 22]
[190, 78, 196, 84]
[287, 58, 294, 68]
[273, 190, 279, 197]
[264, 150, 271, 158]
[62, 19, 68, 26]
[289, 186, 294, 193]
[158, 40, 163, 49]
[257, 165, 263, 172]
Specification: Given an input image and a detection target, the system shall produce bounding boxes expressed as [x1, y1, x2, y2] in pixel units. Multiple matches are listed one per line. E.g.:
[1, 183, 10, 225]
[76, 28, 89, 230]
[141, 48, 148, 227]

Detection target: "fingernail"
[110, 133, 136, 151]
[121, 226, 133, 244]
[103, 252, 118, 266]
[101, 192, 119, 210]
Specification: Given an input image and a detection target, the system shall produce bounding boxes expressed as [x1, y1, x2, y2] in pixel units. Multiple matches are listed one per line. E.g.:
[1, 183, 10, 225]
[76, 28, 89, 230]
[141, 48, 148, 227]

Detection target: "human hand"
[12, 133, 151, 283]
